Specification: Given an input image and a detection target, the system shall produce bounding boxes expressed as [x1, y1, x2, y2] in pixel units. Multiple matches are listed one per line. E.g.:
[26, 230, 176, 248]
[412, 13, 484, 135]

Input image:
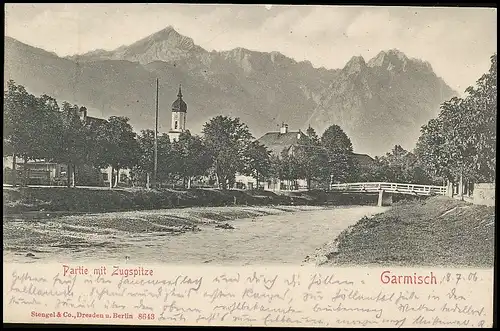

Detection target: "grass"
[2, 186, 382, 215]
[316, 196, 495, 268]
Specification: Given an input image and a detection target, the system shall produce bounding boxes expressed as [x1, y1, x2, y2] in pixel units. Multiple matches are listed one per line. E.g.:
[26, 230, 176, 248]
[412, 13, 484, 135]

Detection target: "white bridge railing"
[329, 182, 447, 196]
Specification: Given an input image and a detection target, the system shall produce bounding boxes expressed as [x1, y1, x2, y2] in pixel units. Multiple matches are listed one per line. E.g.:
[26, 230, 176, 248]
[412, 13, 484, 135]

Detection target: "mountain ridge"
[4, 28, 457, 156]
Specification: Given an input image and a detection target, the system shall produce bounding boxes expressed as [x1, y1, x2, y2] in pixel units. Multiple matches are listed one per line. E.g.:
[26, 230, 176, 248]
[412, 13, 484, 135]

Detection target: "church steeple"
[171, 84, 187, 113]
[177, 84, 183, 99]
[169, 84, 188, 141]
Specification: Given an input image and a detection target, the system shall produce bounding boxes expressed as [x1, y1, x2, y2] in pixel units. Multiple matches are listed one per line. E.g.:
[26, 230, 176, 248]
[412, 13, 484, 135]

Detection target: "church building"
[168, 85, 188, 141]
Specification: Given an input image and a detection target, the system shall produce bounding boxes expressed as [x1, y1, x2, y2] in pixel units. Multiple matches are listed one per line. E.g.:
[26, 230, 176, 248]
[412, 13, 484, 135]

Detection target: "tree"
[100, 116, 139, 188]
[306, 125, 319, 142]
[135, 130, 174, 188]
[156, 134, 175, 186]
[35, 94, 64, 162]
[294, 127, 329, 189]
[135, 129, 156, 188]
[171, 131, 211, 189]
[415, 53, 497, 188]
[85, 115, 109, 173]
[4, 81, 109, 187]
[51, 102, 89, 187]
[4, 81, 46, 186]
[320, 125, 355, 186]
[279, 148, 301, 190]
[415, 117, 450, 182]
[355, 156, 388, 182]
[243, 141, 271, 190]
[377, 145, 434, 184]
[202, 116, 254, 189]
[462, 53, 496, 182]
[268, 154, 283, 189]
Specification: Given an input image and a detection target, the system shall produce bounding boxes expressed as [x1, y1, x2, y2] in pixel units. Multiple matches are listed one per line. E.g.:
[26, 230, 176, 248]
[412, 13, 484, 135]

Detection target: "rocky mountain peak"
[127, 26, 199, 53]
[100, 26, 206, 65]
[66, 25, 205, 64]
[5, 34, 457, 157]
[343, 55, 367, 74]
[386, 49, 408, 60]
[367, 49, 410, 71]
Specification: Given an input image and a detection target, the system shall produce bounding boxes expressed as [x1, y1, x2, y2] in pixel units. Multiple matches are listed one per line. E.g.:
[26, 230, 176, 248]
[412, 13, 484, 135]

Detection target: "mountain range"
[4, 26, 457, 156]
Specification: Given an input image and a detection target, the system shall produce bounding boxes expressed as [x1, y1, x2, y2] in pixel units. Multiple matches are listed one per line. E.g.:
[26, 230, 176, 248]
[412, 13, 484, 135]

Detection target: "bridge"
[329, 182, 447, 206]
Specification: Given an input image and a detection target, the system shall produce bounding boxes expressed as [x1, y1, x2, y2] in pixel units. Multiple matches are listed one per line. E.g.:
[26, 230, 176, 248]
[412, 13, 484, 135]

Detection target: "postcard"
[3, 3, 496, 328]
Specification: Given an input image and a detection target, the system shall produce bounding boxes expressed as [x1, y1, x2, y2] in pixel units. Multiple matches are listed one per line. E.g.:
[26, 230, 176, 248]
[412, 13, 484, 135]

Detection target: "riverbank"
[3, 186, 380, 215]
[3, 205, 386, 265]
[309, 196, 495, 268]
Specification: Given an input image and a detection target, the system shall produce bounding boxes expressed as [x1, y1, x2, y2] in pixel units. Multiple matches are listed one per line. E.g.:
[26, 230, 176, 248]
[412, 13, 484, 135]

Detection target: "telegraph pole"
[153, 78, 159, 189]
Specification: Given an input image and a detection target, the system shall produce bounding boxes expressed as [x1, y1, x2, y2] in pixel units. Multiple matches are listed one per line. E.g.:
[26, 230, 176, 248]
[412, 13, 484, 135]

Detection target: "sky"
[4, 4, 497, 93]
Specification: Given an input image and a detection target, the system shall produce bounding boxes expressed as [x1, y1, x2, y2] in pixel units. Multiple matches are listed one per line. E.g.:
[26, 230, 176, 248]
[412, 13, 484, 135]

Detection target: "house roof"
[53, 110, 107, 128]
[257, 131, 376, 167]
[352, 153, 375, 167]
[15, 161, 60, 165]
[85, 116, 107, 128]
[257, 131, 308, 156]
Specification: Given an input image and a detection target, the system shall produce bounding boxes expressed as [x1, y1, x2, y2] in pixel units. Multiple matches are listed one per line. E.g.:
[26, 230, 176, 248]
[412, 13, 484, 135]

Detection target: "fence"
[330, 182, 447, 196]
[3, 169, 52, 186]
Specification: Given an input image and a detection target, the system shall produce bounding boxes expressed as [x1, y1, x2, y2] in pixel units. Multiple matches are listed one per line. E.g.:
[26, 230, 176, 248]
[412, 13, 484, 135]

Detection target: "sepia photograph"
[3, 4, 496, 270]
[3, 4, 496, 328]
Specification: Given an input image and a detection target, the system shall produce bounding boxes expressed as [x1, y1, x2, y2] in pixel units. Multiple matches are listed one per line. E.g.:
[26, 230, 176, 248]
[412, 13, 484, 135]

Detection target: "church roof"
[172, 85, 187, 112]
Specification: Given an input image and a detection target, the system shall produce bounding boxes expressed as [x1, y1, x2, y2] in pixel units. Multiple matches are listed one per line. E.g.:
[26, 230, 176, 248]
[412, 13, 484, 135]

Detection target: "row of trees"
[3, 80, 140, 187]
[3, 81, 255, 189]
[3, 79, 364, 189]
[271, 125, 356, 189]
[357, 145, 438, 185]
[128, 121, 364, 190]
[415, 53, 497, 185]
[0, 78, 448, 191]
[133, 119, 370, 190]
[4, 54, 495, 190]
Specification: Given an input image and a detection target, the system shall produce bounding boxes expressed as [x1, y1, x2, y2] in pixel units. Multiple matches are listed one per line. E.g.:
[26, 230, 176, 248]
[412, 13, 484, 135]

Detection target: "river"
[3, 205, 388, 265]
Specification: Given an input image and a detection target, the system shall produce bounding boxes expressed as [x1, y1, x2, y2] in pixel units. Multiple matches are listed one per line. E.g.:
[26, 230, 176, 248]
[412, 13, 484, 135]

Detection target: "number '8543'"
[138, 313, 155, 320]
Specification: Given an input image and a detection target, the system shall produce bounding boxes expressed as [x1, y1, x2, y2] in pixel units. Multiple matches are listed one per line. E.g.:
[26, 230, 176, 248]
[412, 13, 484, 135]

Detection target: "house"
[78, 108, 131, 187]
[234, 123, 376, 191]
[3, 108, 131, 187]
[3, 157, 65, 185]
[235, 123, 309, 191]
[3, 156, 132, 187]
[352, 153, 376, 168]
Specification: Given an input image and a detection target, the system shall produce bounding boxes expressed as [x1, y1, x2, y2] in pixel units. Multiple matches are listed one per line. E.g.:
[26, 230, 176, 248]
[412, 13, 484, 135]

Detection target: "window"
[174, 121, 178, 129]
[103, 173, 108, 181]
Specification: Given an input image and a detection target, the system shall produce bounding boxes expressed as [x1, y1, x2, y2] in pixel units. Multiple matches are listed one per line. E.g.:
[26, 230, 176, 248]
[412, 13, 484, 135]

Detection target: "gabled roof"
[257, 131, 376, 166]
[54, 110, 107, 128]
[85, 116, 107, 128]
[256, 131, 308, 156]
[352, 153, 375, 167]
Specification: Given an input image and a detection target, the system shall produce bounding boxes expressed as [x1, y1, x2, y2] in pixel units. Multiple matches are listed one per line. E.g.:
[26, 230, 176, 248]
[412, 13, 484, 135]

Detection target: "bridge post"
[446, 180, 454, 197]
[458, 174, 464, 201]
[378, 190, 393, 207]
